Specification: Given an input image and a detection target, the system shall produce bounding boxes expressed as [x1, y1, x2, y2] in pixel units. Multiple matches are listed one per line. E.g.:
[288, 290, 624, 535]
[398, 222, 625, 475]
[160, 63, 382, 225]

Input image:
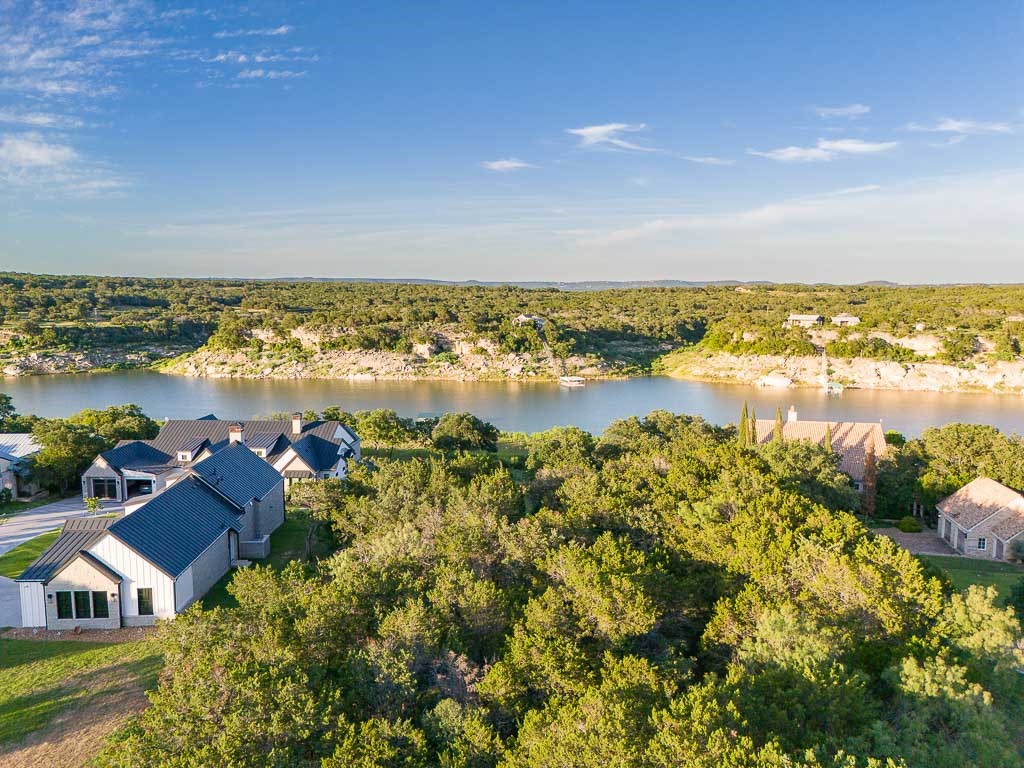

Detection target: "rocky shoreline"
[664, 349, 1024, 395]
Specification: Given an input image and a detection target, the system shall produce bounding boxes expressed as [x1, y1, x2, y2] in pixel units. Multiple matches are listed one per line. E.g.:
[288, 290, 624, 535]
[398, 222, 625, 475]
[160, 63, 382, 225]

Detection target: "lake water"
[3, 371, 1024, 437]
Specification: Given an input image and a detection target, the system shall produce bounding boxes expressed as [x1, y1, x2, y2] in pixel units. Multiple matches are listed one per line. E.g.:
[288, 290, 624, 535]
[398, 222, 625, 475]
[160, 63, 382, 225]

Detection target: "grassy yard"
[0, 638, 162, 752]
[919, 555, 1023, 604]
[201, 508, 330, 610]
[0, 528, 61, 578]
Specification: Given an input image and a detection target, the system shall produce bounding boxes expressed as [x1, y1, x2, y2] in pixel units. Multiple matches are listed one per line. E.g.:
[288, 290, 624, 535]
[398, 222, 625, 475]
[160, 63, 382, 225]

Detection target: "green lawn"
[919, 555, 1024, 605]
[0, 638, 162, 746]
[201, 508, 329, 610]
[0, 528, 61, 579]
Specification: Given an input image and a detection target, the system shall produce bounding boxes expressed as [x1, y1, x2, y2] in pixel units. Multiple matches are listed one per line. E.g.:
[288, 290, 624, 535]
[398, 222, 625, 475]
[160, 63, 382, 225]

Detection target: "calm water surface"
[3, 371, 1024, 437]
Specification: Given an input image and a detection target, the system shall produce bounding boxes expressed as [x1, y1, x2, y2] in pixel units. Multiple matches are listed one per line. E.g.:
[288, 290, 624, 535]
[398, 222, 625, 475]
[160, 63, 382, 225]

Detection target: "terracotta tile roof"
[936, 477, 1024, 539]
[754, 419, 887, 481]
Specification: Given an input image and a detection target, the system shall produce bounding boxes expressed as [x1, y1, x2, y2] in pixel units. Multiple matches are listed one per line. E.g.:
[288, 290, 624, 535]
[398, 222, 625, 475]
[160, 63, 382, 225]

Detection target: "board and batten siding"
[89, 533, 175, 625]
[19, 582, 45, 628]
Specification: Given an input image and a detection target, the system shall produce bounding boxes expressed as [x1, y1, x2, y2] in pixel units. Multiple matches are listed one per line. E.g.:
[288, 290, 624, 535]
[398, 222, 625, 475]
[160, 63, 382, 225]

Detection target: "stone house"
[935, 477, 1024, 561]
[81, 413, 359, 503]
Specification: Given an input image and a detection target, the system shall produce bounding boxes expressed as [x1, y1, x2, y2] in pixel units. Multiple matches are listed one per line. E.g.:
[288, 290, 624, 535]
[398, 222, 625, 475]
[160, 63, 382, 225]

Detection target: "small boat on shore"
[559, 376, 586, 388]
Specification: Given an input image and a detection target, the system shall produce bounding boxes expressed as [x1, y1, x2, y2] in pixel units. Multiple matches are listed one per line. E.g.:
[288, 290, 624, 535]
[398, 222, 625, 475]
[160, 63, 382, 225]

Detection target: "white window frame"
[976, 537, 987, 551]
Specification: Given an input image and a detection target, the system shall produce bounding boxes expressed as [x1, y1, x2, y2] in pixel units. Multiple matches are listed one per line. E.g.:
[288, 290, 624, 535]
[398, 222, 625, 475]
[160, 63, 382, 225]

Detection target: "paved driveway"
[0, 496, 123, 628]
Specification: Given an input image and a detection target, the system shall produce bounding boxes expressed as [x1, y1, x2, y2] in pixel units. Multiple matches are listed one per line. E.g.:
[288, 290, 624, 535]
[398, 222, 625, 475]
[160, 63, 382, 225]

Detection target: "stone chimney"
[228, 423, 244, 444]
[291, 412, 302, 434]
[787, 406, 798, 423]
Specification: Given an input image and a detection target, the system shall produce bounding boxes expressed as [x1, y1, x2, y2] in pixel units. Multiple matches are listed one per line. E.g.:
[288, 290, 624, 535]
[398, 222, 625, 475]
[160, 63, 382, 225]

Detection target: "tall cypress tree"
[773, 406, 784, 443]
[738, 402, 749, 448]
[862, 442, 877, 517]
[749, 408, 758, 446]
[824, 423, 833, 453]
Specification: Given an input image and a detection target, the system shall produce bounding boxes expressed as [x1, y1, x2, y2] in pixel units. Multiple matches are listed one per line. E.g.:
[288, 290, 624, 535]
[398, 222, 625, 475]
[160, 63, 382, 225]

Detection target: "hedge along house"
[20, 442, 285, 629]
[81, 413, 360, 503]
[935, 477, 1024, 561]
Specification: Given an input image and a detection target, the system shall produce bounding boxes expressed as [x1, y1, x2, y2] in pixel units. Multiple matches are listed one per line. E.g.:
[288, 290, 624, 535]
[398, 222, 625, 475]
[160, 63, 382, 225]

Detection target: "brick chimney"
[291, 412, 302, 434]
[787, 406, 798, 423]
[228, 423, 244, 444]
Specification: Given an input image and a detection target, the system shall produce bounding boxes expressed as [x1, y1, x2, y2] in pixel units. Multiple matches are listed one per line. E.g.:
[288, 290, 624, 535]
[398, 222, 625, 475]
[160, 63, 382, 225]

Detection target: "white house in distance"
[753, 406, 888, 491]
[831, 313, 861, 327]
[81, 413, 359, 504]
[19, 442, 285, 630]
[783, 313, 824, 329]
[0, 433, 41, 498]
[935, 477, 1024, 561]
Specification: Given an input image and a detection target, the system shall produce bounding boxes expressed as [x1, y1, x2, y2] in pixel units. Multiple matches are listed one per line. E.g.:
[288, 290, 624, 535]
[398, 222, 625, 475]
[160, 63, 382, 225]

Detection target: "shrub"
[896, 516, 923, 533]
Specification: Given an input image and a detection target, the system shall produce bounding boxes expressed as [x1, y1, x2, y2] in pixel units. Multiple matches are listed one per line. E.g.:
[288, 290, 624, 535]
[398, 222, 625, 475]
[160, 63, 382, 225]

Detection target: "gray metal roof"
[18, 516, 117, 582]
[246, 431, 284, 451]
[151, 418, 352, 471]
[108, 476, 243, 578]
[191, 442, 284, 508]
[0, 433, 40, 462]
[100, 441, 173, 471]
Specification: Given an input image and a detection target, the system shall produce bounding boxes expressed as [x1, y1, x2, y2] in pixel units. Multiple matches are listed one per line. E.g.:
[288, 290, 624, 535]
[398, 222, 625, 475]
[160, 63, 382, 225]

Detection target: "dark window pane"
[74, 591, 92, 619]
[56, 591, 72, 619]
[92, 591, 109, 619]
[137, 587, 153, 616]
[92, 478, 117, 499]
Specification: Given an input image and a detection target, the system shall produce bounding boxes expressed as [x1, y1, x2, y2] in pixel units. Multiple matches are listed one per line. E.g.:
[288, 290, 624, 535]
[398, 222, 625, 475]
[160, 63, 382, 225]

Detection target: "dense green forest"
[2, 274, 1024, 371]
[81, 410, 1023, 768]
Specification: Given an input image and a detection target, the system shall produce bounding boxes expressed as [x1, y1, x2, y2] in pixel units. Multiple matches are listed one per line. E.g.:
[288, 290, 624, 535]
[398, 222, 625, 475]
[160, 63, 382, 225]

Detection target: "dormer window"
[253, 448, 266, 458]
[177, 451, 192, 462]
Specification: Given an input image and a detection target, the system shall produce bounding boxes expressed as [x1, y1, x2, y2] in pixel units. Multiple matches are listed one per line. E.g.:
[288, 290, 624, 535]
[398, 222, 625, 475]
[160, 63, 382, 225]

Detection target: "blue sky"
[1, 1, 1021, 282]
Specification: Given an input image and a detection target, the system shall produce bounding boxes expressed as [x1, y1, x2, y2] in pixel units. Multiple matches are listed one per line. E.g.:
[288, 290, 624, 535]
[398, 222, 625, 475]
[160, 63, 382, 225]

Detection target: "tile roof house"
[81, 413, 359, 504]
[935, 477, 1024, 561]
[0, 433, 41, 498]
[19, 442, 285, 630]
[753, 406, 887, 487]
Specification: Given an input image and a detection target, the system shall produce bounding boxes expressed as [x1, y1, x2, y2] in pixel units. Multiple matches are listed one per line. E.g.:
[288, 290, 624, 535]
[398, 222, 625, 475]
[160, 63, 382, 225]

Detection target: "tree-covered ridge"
[95, 411, 1024, 768]
[2, 274, 1024, 370]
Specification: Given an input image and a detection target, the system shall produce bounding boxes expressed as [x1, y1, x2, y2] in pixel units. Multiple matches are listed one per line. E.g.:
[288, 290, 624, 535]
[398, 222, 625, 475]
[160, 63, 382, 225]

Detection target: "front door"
[995, 539, 1004, 560]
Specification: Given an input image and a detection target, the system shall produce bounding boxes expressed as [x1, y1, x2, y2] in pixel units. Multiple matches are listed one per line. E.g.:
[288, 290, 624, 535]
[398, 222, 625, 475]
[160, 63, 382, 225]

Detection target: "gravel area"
[875, 527, 958, 555]
[1, 625, 155, 643]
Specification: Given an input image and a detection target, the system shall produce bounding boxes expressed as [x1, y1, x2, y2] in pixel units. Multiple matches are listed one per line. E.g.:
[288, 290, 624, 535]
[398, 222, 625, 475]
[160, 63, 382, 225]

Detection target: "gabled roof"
[152, 418, 351, 471]
[18, 516, 117, 582]
[0, 433, 41, 462]
[754, 419, 887, 481]
[937, 478, 1024, 538]
[107, 476, 243, 578]
[178, 436, 210, 454]
[246, 431, 284, 451]
[100, 441, 174, 472]
[289, 434, 345, 474]
[191, 442, 284, 508]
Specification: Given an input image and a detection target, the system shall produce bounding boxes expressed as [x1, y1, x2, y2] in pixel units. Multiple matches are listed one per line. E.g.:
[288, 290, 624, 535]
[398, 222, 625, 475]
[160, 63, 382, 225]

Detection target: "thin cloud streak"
[905, 117, 1013, 135]
[749, 137, 898, 162]
[480, 158, 537, 172]
[813, 104, 870, 118]
[567, 123, 660, 152]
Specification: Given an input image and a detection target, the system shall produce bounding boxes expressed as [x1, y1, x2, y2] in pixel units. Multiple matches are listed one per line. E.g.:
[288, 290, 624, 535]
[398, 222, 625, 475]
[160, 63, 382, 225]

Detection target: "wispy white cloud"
[0, 133, 77, 167]
[567, 123, 659, 152]
[748, 137, 898, 162]
[905, 117, 1013, 135]
[214, 25, 293, 39]
[479, 158, 537, 172]
[237, 68, 306, 80]
[0, 108, 84, 129]
[683, 155, 735, 166]
[813, 103, 870, 118]
[579, 170, 1022, 247]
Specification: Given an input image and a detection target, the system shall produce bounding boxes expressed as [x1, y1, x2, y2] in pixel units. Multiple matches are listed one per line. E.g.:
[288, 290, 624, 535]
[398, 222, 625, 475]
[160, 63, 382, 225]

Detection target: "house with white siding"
[935, 478, 1024, 561]
[81, 413, 359, 503]
[19, 442, 285, 629]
